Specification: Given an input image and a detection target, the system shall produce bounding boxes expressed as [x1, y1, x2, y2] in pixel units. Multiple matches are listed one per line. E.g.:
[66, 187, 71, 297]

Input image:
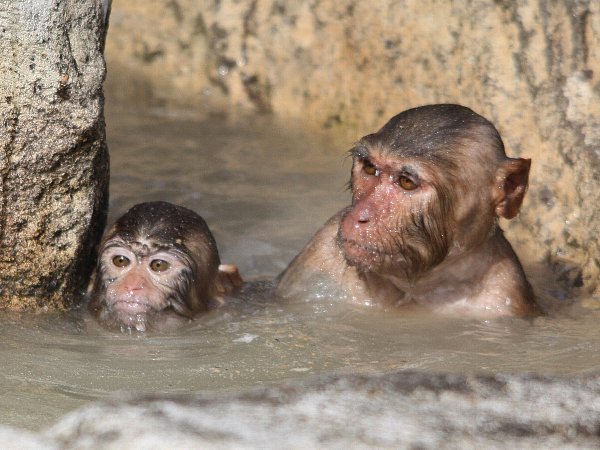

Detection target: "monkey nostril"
[358, 211, 370, 223]
[123, 280, 145, 293]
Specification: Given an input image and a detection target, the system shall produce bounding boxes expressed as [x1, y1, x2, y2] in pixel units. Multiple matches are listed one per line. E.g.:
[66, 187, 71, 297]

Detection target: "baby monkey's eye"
[150, 259, 170, 272]
[398, 175, 417, 190]
[362, 160, 378, 176]
[112, 255, 130, 268]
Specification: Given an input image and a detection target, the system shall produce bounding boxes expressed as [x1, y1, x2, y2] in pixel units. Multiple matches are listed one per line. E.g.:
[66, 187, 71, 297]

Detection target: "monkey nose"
[122, 276, 146, 293]
[358, 210, 370, 223]
[126, 285, 144, 293]
[122, 284, 145, 297]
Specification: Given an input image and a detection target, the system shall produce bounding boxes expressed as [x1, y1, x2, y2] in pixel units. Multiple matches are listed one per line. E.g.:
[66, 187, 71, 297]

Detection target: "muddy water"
[2, 107, 599, 431]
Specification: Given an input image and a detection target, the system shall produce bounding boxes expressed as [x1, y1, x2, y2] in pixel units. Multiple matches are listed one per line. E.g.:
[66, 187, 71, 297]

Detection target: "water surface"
[2, 107, 598, 431]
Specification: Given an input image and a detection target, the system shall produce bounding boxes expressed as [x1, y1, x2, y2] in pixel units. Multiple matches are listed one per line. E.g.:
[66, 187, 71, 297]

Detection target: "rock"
[0, 1, 110, 309]
[46, 371, 600, 449]
[105, 0, 600, 299]
[0, 425, 55, 450]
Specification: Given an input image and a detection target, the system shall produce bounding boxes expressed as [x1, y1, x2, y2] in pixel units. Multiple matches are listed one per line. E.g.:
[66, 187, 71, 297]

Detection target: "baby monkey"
[88, 201, 241, 332]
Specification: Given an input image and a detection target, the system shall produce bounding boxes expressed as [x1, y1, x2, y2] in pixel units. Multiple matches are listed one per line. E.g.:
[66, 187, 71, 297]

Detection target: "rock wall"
[106, 0, 600, 297]
[45, 371, 600, 449]
[0, 1, 110, 310]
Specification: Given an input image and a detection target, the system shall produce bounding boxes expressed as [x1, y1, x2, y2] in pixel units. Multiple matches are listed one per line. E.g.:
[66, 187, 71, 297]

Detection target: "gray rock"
[46, 371, 600, 449]
[0, 425, 55, 450]
[0, 1, 110, 309]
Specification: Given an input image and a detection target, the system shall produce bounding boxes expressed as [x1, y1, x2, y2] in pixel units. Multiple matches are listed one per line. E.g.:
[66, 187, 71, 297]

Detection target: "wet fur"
[277, 104, 539, 317]
[88, 202, 224, 331]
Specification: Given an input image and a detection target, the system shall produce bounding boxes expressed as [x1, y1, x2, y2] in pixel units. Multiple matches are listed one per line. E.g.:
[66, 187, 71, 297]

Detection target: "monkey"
[88, 201, 242, 332]
[276, 104, 540, 317]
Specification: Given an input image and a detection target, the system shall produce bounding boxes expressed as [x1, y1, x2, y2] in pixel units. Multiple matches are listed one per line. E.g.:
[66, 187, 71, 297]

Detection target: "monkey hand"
[216, 264, 243, 295]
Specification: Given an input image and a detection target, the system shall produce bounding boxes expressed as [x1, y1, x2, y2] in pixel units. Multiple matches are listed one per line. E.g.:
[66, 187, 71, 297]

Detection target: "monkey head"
[88, 201, 222, 332]
[337, 104, 530, 280]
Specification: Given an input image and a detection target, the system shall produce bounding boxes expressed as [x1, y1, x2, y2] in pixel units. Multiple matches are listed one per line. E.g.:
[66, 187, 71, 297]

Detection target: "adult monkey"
[276, 104, 539, 317]
[88, 202, 242, 331]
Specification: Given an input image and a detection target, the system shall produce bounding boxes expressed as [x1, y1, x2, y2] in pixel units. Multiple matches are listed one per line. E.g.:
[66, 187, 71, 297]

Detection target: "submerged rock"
[46, 371, 600, 449]
[0, 1, 110, 309]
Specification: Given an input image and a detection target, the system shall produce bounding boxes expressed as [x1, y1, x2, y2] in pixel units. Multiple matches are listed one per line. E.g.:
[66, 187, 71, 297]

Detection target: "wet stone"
[45, 371, 600, 449]
[0, 1, 110, 310]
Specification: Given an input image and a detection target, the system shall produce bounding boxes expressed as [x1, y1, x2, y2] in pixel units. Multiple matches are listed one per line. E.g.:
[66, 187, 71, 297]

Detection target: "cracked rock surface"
[39, 371, 600, 449]
[0, 1, 109, 309]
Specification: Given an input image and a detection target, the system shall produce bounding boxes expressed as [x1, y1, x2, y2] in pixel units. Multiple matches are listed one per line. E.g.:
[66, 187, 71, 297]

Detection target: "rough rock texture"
[106, 0, 600, 299]
[46, 371, 600, 449]
[0, 1, 110, 309]
[0, 426, 55, 450]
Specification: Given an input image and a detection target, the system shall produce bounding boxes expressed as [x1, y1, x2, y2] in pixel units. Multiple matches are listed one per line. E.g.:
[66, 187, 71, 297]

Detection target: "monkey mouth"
[111, 299, 155, 315]
[340, 237, 380, 257]
[337, 232, 415, 275]
[337, 235, 388, 267]
[100, 299, 185, 332]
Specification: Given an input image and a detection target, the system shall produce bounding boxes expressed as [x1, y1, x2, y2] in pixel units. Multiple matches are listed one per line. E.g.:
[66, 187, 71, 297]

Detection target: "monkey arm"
[474, 231, 539, 316]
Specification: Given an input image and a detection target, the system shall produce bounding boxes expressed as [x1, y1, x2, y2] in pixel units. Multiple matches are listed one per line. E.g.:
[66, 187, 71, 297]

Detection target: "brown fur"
[88, 202, 241, 331]
[276, 104, 539, 317]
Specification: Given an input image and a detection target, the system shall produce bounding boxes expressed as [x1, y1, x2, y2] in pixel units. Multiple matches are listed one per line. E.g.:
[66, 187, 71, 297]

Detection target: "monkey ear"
[494, 158, 531, 219]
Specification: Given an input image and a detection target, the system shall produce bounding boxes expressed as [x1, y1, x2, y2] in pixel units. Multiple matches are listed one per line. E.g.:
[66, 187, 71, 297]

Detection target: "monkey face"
[88, 202, 223, 332]
[93, 238, 196, 331]
[335, 104, 531, 282]
[337, 147, 451, 279]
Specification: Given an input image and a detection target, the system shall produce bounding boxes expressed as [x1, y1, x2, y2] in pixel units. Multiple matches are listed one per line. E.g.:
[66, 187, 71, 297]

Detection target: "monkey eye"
[362, 160, 378, 176]
[150, 259, 170, 272]
[398, 175, 418, 191]
[112, 255, 130, 268]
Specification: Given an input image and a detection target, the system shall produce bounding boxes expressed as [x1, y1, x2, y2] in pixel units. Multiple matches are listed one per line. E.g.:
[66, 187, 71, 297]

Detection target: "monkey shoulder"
[275, 213, 345, 295]
[275, 211, 364, 302]
[474, 235, 539, 316]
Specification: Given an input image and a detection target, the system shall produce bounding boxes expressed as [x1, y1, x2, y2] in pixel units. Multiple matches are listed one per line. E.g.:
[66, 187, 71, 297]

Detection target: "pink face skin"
[88, 201, 244, 332]
[337, 148, 447, 278]
[340, 154, 424, 266]
[100, 240, 188, 329]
